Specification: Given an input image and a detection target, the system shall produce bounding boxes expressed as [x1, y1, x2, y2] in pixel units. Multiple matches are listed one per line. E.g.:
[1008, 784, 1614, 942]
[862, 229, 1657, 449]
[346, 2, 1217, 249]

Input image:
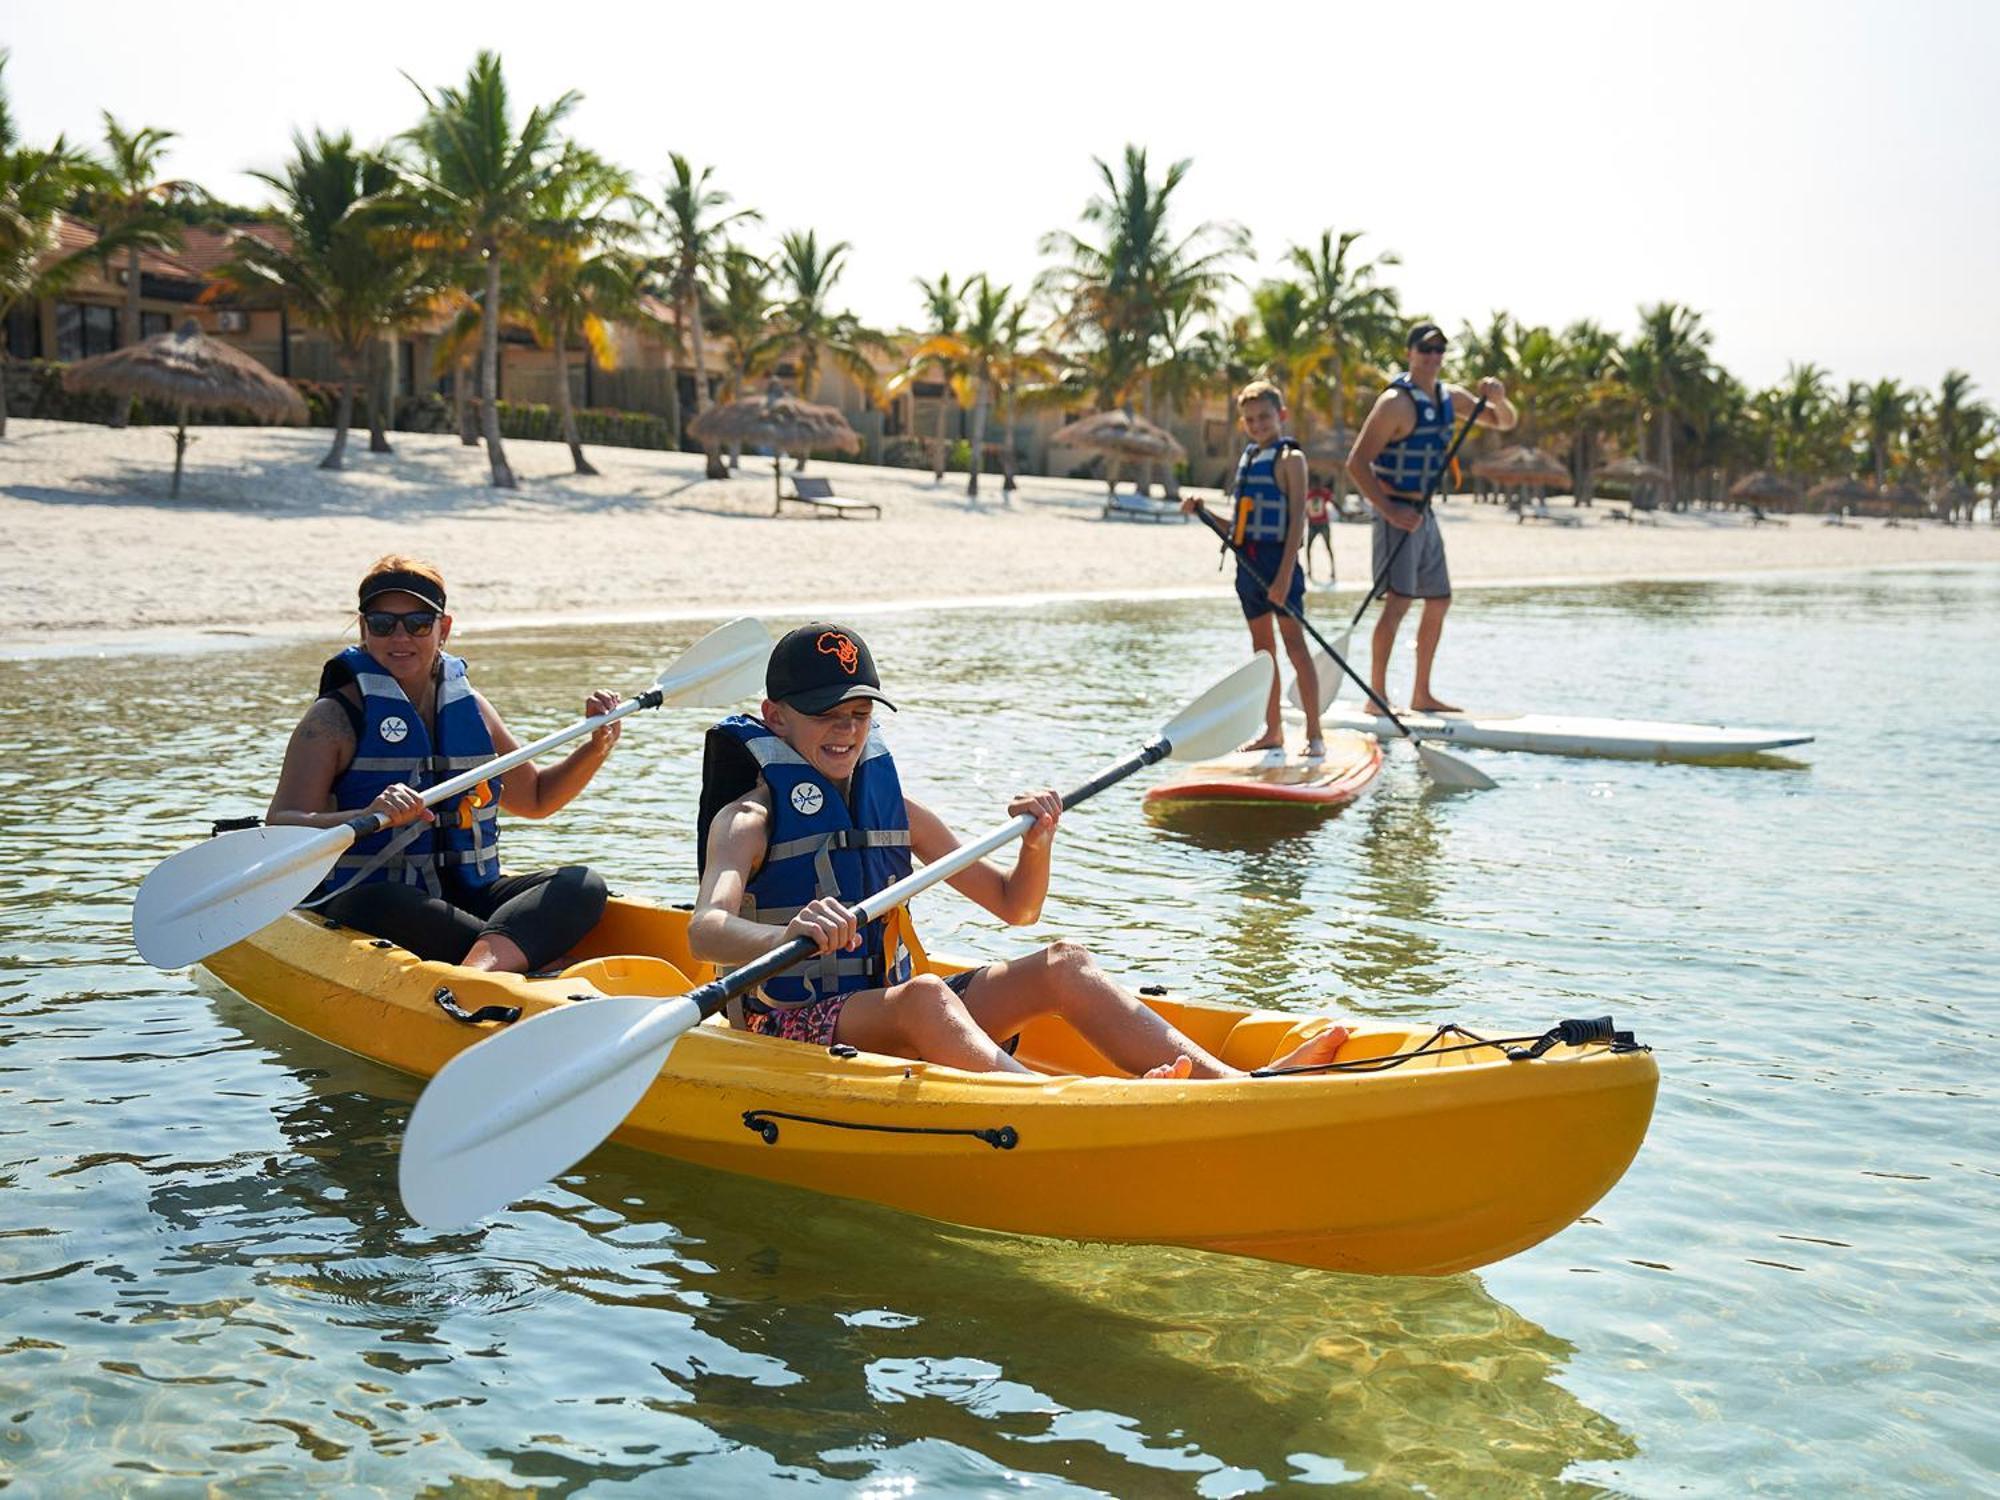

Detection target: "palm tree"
[1038, 145, 1245, 410]
[951, 275, 1016, 498]
[0, 53, 114, 438]
[990, 297, 1053, 497]
[521, 146, 641, 475]
[219, 129, 444, 470]
[702, 245, 775, 470]
[1246, 279, 1326, 418]
[1770, 361, 1831, 479]
[1616, 302, 1716, 505]
[1862, 378, 1914, 490]
[1545, 320, 1622, 503]
[654, 154, 758, 476]
[91, 114, 202, 350]
[910, 271, 967, 480]
[1931, 369, 1991, 485]
[1285, 228, 1400, 448]
[766, 229, 888, 469]
[400, 51, 580, 488]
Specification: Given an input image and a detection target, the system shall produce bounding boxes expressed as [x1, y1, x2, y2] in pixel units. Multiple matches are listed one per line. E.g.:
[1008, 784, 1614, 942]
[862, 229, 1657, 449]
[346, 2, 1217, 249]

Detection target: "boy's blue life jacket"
[1370, 375, 1456, 500]
[698, 714, 913, 1013]
[315, 646, 500, 900]
[1231, 436, 1302, 544]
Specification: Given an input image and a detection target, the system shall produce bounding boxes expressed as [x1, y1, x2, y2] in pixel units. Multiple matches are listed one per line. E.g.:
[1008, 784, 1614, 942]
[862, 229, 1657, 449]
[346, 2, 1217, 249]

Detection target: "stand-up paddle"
[395, 652, 1276, 1228]
[1190, 505, 1495, 792]
[132, 617, 774, 969]
[1290, 395, 1489, 714]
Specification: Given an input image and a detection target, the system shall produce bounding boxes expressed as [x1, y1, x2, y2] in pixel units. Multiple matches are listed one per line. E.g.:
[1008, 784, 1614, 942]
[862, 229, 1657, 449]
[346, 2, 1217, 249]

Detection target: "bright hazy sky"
[7, 0, 1996, 396]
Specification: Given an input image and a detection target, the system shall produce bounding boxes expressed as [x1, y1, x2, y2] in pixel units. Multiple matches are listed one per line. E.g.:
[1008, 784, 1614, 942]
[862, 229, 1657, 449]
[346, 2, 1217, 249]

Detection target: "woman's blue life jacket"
[697, 714, 914, 1013]
[313, 645, 500, 901]
[1231, 436, 1303, 544]
[1370, 375, 1457, 500]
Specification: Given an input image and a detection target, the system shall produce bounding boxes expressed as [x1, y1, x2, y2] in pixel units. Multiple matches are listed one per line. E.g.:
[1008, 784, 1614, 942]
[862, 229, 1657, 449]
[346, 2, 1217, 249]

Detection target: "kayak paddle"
[395, 651, 1276, 1228]
[132, 616, 774, 969]
[1291, 393, 1489, 714]
[1191, 504, 1495, 792]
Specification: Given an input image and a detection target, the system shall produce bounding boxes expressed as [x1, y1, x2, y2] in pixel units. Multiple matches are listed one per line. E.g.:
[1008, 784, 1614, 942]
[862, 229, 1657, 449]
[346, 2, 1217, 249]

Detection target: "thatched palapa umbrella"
[62, 319, 306, 498]
[1049, 410, 1187, 497]
[1808, 476, 1878, 515]
[1878, 480, 1930, 520]
[687, 383, 861, 511]
[1930, 478, 1978, 525]
[1598, 454, 1668, 511]
[1729, 469, 1801, 508]
[1473, 445, 1571, 503]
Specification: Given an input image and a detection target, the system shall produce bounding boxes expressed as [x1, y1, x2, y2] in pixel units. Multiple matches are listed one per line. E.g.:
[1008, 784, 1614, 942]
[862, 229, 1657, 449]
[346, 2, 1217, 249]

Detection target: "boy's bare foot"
[1303, 738, 1327, 761]
[1268, 1023, 1352, 1073]
[1143, 1055, 1195, 1079]
[1234, 735, 1284, 756]
[1410, 697, 1462, 714]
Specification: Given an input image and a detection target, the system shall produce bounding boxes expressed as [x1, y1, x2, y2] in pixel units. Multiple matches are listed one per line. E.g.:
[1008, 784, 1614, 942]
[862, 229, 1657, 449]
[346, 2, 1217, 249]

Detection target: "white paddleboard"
[1319, 704, 1814, 761]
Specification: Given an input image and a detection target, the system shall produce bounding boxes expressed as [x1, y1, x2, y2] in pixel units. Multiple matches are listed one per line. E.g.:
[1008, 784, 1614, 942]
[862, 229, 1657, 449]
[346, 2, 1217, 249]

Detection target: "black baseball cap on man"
[766, 622, 897, 714]
[1406, 322, 1448, 349]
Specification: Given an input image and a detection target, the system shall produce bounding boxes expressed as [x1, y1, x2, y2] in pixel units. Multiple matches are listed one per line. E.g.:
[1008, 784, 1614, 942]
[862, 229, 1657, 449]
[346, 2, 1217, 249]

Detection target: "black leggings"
[319, 866, 608, 970]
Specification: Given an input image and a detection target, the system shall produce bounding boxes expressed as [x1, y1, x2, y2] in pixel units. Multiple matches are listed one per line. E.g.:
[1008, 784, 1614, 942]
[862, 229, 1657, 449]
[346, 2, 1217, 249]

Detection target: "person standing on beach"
[1183, 381, 1325, 757]
[1304, 473, 1335, 583]
[1346, 323, 1516, 713]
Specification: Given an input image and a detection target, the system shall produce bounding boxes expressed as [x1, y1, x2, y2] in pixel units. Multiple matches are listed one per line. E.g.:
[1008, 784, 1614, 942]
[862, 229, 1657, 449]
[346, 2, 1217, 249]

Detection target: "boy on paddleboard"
[1182, 380, 1325, 758]
[689, 622, 1351, 1077]
[1345, 323, 1516, 713]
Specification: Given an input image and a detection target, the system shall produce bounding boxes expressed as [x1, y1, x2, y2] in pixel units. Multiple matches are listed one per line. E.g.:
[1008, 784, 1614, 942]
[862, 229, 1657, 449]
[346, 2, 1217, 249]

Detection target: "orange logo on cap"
[816, 631, 860, 675]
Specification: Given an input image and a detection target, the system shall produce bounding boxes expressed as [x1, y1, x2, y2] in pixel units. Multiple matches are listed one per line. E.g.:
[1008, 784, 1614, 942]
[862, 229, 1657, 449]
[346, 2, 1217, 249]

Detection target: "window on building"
[4, 306, 39, 360]
[57, 303, 119, 360]
[140, 311, 172, 340]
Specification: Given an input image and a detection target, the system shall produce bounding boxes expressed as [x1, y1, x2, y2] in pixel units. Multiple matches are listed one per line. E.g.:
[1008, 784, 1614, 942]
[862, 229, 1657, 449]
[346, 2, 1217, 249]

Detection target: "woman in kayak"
[265, 555, 619, 975]
[689, 621, 1352, 1078]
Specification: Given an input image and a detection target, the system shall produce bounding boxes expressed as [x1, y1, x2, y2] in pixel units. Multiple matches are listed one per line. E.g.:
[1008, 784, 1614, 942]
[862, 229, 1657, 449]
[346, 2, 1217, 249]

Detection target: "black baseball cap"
[1406, 322, 1448, 349]
[359, 568, 446, 612]
[766, 622, 897, 714]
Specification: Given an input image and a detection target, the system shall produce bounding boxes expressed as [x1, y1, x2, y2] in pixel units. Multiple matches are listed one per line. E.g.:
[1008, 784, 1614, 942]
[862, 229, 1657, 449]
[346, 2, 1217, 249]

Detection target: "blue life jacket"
[700, 715, 913, 1012]
[1231, 436, 1301, 544]
[316, 646, 500, 899]
[1371, 376, 1457, 500]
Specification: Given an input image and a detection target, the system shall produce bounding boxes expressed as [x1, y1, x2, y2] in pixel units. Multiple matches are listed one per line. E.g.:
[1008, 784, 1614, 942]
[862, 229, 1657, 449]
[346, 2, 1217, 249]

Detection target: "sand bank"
[3, 418, 1995, 655]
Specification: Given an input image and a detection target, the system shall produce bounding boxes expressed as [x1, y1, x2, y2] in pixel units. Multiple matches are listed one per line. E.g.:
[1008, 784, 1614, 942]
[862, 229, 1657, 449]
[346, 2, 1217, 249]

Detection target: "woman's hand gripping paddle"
[1190, 505, 1496, 791]
[1288, 394, 1490, 714]
[132, 617, 775, 969]
[394, 652, 1276, 1229]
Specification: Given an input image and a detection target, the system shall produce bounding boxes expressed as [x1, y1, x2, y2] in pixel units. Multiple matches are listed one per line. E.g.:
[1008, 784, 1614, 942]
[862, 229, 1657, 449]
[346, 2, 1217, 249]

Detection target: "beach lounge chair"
[1102, 490, 1188, 523]
[1512, 497, 1582, 527]
[778, 475, 881, 519]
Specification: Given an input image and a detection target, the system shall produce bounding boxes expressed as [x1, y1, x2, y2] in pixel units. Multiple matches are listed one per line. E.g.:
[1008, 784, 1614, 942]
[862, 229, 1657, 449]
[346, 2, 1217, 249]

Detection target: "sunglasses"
[362, 609, 440, 638]
[1415, 342, 1448, 355]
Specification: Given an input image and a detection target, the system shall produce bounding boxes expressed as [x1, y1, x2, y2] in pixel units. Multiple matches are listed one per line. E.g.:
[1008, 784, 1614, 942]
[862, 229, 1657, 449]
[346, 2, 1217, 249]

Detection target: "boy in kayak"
[689, 622, 1351, 1078]
[1183, 381, 1324, 758]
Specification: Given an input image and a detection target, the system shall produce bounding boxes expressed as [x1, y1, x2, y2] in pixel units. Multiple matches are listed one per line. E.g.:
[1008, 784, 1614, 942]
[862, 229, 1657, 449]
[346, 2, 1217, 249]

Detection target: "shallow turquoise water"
[1, 567, 1995, 1496]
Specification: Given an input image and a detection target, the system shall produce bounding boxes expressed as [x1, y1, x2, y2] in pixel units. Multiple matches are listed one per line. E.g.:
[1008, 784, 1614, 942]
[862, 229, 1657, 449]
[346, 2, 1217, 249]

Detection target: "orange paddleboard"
[1144, 729, 1383, 809]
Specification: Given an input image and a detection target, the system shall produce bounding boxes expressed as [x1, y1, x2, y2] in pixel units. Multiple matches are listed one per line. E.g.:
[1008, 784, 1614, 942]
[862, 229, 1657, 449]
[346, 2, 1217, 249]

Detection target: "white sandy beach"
[3, 417, 1996, 653]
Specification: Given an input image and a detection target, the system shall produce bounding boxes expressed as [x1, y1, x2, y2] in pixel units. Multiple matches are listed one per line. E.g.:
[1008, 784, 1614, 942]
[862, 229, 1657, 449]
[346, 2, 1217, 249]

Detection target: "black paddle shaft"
[1191, 505, 1424, 742]
[679, 739, 1173, 1024]
[1347, 394, 1489, 630]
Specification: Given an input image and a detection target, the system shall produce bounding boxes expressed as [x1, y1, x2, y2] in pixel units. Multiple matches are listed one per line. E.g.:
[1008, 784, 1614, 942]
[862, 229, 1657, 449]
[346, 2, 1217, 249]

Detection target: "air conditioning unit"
[214, 310, 249, 333]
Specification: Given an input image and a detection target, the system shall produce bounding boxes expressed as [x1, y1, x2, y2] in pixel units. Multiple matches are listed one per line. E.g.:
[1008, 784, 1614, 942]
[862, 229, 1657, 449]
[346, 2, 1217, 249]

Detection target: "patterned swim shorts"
[745, 994, 848, 1047]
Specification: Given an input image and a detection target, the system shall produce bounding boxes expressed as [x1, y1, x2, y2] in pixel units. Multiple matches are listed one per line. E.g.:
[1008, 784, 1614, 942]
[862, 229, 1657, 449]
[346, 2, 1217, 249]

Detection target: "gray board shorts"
[1371, 502, 1451, 599]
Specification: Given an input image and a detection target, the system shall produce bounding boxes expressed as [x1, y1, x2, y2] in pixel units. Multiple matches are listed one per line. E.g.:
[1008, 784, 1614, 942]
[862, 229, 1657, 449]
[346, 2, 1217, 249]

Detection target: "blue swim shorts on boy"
[1234, 540, 1307, 620]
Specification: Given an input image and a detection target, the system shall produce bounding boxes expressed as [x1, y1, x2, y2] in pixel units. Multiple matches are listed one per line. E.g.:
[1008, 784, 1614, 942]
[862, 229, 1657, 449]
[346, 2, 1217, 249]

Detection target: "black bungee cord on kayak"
[1252, 1016, 1646, 1079]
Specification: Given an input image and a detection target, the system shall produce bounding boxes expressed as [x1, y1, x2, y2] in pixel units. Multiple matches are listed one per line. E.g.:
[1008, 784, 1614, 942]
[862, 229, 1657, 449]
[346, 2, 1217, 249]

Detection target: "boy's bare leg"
[959, 942, 1230, 1078]
[1239, 615, 1283, 751]
[1275, 616, 1323, 750]
[834, 975, 1033, 1073]
[1410, 597, 1459, 712]
[1370, 594, 1413, 711]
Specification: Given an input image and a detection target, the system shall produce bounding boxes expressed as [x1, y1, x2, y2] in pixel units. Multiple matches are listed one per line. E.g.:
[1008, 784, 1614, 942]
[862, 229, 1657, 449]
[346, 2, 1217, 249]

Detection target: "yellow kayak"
[203, 900, 1657, 1277]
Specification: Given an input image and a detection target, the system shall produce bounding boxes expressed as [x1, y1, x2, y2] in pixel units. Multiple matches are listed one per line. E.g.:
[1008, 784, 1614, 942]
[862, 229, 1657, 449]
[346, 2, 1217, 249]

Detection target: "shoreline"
[8, 558, 1991, 662]
[4, 417, 1997, 662]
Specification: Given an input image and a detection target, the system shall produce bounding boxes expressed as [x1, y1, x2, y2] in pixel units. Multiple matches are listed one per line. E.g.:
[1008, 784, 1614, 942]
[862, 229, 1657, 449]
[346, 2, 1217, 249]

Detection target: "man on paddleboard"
[1347, 324, 1516, 712]
[689, 623, 1352, 1078]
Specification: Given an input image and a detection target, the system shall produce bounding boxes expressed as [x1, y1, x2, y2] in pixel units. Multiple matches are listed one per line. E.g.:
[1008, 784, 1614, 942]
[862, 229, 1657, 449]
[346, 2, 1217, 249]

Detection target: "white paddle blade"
[1160, 654, 1276, 762]
[653, 617, 771, 706]
[1285, 639, 1353, 714]
[1416, 742, 1498, 792]
[398, 992, 703, 1228]
[133, 823, 352, 968]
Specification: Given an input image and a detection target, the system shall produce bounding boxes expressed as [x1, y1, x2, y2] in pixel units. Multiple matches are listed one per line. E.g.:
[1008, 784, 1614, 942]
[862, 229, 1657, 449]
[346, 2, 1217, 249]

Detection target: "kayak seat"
[555, 954, 695, 998]
[1218, 1014, 1346, 1070]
